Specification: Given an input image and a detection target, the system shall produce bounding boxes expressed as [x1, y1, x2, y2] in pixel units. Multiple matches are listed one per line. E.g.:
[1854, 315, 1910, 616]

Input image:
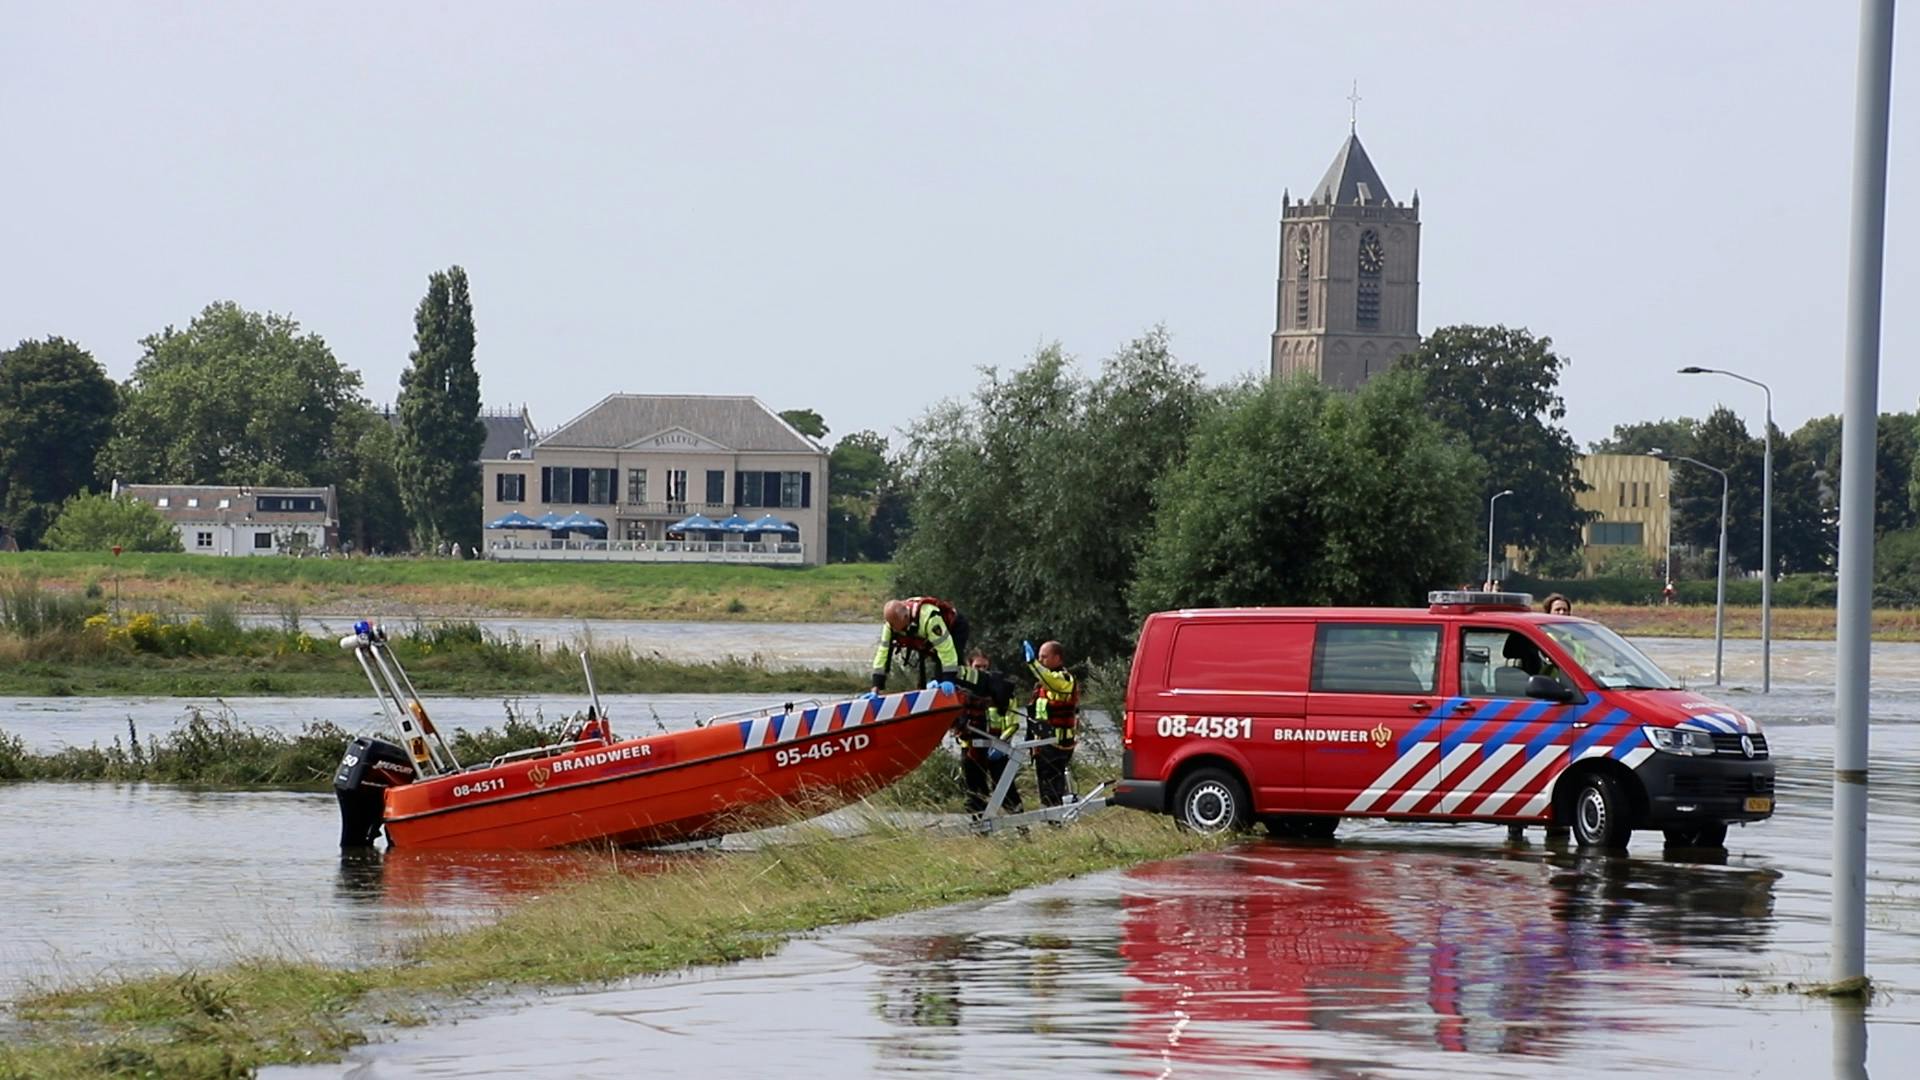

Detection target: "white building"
[117, 483, 337, 556]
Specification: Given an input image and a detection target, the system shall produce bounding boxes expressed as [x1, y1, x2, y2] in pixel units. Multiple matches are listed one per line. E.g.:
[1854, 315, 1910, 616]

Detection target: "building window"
[218, 498, 230, 509]
[495, 474, 526, 503]
[540, 467, 615, 505]
[623, 520, 646, 541]
[1618, 482, 1627, 507]
[737, 471, 763, 507]
[780, 471, 804, 508]
[257, 496, 323, 512]
[1589, 521, 1645, 546]
[157, 497, 170, 508]
[187, 497, 199, 508]
[666, 469, 688, 507]
[627, 469, 646, 505]
[195, 531, 212, 549]
[706, 470, 726, 506]
[1356, 229, 1383, 327]
[253, 532, 274, 550]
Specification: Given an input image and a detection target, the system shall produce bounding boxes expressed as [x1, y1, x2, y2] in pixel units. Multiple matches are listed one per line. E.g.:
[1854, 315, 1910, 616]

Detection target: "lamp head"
[1647, 448, 1674, 462]
[1677, 366, 1709, 375]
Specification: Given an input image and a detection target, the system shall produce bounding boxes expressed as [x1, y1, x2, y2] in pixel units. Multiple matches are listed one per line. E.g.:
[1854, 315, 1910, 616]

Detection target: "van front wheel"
[1570, 773, 1633, 850]
[1174, 769, 1250, 834]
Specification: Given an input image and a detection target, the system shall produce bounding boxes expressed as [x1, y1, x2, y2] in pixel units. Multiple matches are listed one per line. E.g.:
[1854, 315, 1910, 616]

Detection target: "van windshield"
[1540, 621, 1681, 690]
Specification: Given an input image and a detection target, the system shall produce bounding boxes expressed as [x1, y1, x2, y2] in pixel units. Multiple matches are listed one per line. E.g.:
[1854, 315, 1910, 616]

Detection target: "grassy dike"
[0, 553, 893, 622]
[0, 813, 1215, 1079]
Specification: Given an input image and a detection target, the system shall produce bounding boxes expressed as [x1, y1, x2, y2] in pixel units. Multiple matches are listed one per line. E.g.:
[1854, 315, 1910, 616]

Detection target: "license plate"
[1744, 797, 1773, 813]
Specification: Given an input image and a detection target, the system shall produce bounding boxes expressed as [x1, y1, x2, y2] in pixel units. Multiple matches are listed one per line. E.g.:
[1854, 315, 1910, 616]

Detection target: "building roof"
[1312, 133, 1394, 206]
[480, 408, 537, 461]
[538, 395, 821, 454]
[118, 484, 337, 526]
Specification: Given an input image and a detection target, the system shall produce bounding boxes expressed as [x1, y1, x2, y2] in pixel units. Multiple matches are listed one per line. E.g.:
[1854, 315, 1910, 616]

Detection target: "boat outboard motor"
[334, 736, 417, 847]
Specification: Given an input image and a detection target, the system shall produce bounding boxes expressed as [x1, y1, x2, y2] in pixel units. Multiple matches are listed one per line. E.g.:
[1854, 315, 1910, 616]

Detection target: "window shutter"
[764, 472, 780, 506]
[734, 472, 747, 507]
[801, 471, 811, 508]
[540, 468, 551, 503]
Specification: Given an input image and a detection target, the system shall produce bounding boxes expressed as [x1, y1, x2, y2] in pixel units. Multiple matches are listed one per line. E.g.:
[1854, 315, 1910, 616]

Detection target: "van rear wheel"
[1174, 769, 1250, 834]
[1570, 773, 1633, 850]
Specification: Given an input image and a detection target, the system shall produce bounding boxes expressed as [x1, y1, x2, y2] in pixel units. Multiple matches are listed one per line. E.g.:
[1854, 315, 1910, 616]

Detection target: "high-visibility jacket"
[871, 597, 960, 686]
[1030, 659, 1078, 749]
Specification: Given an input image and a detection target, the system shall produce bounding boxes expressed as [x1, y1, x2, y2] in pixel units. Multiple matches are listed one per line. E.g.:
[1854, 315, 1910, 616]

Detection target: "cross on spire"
[1347, 80, 1361, 133]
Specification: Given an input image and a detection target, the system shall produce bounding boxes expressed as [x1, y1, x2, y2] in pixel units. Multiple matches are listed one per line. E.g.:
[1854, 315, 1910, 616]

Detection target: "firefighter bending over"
[1026, 639, 1079, 807]
[870, 596, 980, 694]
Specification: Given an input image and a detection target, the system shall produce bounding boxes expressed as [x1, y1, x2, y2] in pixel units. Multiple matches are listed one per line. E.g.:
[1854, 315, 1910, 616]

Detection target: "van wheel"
[1174, 769, 1250, 834]
[1663, 823, 1728, 849]
[1570, 774, 1632, 850]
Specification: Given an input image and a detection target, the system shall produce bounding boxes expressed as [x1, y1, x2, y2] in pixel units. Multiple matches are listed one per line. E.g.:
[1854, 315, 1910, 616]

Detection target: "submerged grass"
[0, 812, 1215, 1079]
[0, 707, 569, 789]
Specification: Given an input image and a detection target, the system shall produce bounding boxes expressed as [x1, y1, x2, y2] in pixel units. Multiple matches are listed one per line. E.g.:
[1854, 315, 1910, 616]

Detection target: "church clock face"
[1359, 231, 1385, 274]
[1295, 231, 1311, 273]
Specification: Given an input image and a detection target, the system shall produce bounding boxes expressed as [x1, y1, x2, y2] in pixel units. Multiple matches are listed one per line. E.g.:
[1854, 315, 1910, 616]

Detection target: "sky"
[2, 1, 1914, 450]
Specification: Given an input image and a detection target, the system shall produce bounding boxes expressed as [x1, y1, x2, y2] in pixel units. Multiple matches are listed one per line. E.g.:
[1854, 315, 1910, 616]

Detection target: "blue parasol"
[747, 514, 798, 534]
[487, 511, 538, 529]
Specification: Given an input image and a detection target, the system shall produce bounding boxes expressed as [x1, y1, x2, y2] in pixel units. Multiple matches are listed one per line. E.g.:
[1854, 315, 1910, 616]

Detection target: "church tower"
[1269, 130, 1421, 390]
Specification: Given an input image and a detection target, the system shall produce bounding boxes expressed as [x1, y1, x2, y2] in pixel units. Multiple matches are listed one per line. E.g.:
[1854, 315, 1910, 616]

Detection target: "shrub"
[42, 492, 183, 553]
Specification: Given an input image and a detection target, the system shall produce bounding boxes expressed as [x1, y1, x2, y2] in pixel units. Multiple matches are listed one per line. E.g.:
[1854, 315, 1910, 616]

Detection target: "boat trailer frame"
[957, 726, 1110, 834]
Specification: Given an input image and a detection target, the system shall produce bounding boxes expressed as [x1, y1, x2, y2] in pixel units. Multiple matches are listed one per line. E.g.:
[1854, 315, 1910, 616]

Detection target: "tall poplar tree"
[396, 266, 484, 551]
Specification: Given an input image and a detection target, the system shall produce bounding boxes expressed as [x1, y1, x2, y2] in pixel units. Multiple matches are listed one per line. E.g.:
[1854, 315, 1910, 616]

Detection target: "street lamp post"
[1680, 366, 1774, 693]
[1662, 489, 1673, 603]
[1652, 450, 1729, 685]
[1486, 489, 1514, 589]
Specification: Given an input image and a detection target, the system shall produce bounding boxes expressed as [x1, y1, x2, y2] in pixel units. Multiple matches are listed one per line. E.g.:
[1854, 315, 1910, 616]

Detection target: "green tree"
[893, 327, 1212, 663]
[101, 302, 363, 487]
[395, 266, 485, 551]
[780, 408, 830, 441]
[1670, 407, 1763, 572]
[1591, 417, 1700, 457]
[0, 337, 119, 548]
[1131, 371, 1483, 614]
[1396, 325, 1589, 555]
[42, 492, 182, 552]
[826, 430, 890, 562]
[335, 406, 410, 554]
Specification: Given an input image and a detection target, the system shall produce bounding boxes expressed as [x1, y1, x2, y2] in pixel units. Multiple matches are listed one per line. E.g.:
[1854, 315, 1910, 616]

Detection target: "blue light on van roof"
[1429, 590, 1534, 611]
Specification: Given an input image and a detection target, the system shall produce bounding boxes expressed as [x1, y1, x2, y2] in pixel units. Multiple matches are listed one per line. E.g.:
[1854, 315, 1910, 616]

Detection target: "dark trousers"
[1035, 743, 1075, 807]
[962, 746, 1024, 814]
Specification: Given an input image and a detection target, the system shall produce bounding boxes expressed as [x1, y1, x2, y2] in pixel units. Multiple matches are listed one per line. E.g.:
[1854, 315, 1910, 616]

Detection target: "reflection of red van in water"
[1112, 592, 1775, 849]
[1116, 846, 1661, 1067]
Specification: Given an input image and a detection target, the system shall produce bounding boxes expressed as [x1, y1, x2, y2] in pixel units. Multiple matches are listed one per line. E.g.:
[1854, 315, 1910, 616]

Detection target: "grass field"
[0, 813, 1214, 1079]
[0, 552, 893, 622]
[1583, 603, 1920, 641]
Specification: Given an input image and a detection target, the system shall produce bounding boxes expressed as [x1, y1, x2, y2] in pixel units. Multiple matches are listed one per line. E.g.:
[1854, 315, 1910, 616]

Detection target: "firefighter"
[956, 649, 997, 813]
[868, 596, 979, 695]
[1025, 639, 1079, 807]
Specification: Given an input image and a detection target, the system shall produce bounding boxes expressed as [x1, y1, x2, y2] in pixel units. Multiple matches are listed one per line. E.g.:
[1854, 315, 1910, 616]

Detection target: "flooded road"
[277, 714, 1920, 1079]
[4, 633, 1920, 1077]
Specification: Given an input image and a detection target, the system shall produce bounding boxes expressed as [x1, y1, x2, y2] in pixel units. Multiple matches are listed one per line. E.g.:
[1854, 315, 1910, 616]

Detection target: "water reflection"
[1114, 841, 1781, 1068]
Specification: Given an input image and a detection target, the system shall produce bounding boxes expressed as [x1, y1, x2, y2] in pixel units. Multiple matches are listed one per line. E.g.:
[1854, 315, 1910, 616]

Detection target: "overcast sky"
[3, 1, 1913, 451]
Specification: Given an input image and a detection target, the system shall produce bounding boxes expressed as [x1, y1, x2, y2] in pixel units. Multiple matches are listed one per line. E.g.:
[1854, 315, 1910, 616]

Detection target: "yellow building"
[1574, 453, 1671, 577]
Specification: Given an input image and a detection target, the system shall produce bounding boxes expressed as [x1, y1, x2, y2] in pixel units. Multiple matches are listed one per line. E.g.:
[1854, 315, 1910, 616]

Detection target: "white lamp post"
[1485, 489, 1514, 589]
[1680, 365, 1774, 693]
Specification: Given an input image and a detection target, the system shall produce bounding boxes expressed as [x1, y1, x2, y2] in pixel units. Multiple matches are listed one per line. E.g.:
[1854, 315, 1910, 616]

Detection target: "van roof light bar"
[1428, 590, 1534, 612]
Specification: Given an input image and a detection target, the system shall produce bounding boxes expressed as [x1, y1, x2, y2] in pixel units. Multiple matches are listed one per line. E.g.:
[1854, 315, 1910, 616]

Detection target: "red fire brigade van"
[1111, 592, 1775, 849]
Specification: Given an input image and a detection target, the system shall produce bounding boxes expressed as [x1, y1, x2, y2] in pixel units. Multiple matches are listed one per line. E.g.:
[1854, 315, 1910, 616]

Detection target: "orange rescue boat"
[331, 622, 958, 850]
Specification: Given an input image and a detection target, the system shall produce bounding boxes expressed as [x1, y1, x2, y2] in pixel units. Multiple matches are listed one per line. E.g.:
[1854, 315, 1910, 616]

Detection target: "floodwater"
[4, 632, 1919, 1078]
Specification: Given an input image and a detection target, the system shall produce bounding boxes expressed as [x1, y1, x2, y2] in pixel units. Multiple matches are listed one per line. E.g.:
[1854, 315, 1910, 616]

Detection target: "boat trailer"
[956, 726, 1111, 834]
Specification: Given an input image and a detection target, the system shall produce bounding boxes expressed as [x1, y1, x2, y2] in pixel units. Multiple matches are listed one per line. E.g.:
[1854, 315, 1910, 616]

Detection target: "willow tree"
[396, 266, 485, 551]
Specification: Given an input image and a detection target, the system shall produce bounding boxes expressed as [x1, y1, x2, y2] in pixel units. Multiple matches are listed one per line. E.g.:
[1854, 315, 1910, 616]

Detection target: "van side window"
[1167, 622, 1312, 692]
[1460, 628, 1555, 698]
[1311, 625, 1440, 695]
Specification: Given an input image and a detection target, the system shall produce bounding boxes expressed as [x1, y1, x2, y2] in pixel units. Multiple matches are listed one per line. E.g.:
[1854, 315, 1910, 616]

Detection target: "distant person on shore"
[1542, 593, 1572, 616]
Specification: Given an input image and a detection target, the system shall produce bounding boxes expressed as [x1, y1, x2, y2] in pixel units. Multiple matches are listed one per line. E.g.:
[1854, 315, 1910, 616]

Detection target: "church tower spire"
[1269, 124, 1422, 390]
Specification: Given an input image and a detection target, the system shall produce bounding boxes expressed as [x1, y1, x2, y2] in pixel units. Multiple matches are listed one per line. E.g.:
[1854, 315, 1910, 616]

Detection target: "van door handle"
[1452, 700, 1478, 712]
[1410, 701, 1432, 713]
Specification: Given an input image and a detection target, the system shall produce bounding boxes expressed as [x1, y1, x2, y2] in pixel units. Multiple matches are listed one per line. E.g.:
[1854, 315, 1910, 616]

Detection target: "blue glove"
[926, 679, 956, 694]
[1023, 640, 1036, 664]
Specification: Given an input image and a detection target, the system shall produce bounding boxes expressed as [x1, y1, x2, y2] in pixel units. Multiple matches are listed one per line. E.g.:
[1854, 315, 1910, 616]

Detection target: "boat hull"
[381, 688, 958, 850]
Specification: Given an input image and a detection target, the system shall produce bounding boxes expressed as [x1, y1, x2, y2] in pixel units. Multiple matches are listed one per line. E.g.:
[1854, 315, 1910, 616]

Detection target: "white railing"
[486, 538, 807, 565]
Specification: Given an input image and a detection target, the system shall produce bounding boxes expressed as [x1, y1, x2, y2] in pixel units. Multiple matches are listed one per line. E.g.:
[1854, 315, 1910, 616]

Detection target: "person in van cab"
[1026, 639, 1080, 806]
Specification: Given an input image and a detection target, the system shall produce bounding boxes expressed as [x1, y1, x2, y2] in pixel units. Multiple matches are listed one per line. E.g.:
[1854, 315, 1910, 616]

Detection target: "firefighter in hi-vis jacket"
[869, 596, 982, 695]
[1026, 639, 1079, 807]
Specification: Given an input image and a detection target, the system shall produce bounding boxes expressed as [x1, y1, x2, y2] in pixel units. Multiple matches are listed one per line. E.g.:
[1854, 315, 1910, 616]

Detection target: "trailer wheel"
[1174, 768, 1250, 835]
[1570, 773, 1633, 850]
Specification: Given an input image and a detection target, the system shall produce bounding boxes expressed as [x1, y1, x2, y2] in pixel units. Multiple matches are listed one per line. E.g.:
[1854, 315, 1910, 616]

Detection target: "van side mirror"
[1525, 674, 1575, 703]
